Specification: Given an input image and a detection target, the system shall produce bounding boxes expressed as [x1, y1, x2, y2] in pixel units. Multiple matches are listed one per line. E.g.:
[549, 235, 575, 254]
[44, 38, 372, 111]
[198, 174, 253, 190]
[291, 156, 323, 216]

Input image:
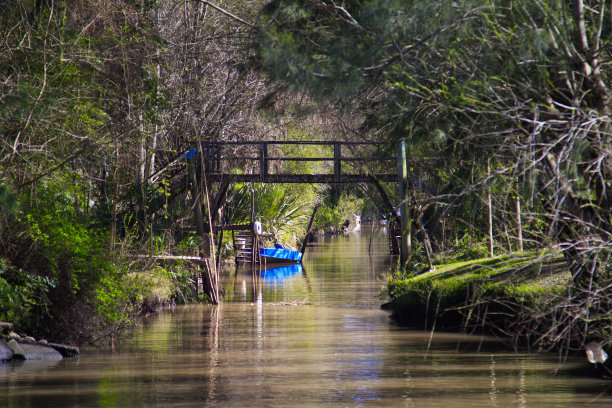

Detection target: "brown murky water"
[1, 232, 610, 407]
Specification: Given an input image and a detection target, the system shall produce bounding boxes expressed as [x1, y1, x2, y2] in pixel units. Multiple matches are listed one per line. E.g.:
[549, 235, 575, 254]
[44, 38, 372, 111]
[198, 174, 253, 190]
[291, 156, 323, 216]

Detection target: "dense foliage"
[0, 0, 366, 343]
[258, 0, 611, 350]
[0, 0, 608, 352]
[0, 0, 277, 342]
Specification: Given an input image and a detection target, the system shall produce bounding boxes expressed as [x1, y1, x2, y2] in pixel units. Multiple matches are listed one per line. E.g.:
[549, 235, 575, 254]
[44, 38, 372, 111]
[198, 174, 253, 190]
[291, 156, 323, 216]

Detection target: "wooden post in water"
[300, 205, 319, 257]
[185, 142, 220, 304]
[250, 187, 256, 264]
[397, 139, 411, 267]
[188, 156, 210, 296]
[370, 178, 400, 255]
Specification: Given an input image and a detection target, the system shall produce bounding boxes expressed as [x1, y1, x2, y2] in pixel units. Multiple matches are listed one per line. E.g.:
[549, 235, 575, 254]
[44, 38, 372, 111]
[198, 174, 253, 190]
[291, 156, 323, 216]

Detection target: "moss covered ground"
[386, 251, 571, 336]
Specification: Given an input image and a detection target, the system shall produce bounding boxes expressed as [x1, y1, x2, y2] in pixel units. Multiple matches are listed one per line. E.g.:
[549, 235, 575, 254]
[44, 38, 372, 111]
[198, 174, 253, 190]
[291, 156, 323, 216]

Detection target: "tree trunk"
[487, 160, 494, 258]
[515, 195, 523, 252]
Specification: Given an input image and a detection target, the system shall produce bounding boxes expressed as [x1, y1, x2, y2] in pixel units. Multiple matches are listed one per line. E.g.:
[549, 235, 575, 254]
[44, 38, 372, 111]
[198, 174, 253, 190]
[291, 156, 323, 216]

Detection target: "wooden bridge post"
[334, 143, 341, 182]
[398, 138, 411, 267]
[260, 142, 268, 182]
[187, 158, 213, 297]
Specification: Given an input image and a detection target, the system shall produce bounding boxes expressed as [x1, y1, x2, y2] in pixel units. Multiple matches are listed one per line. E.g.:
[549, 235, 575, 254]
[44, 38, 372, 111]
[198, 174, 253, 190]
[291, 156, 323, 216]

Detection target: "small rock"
[8, 332, 21, 340]
[38, 339, 48, 344]
[7, 339, 24, 358]
[8, 339, 62, 361]
[586, 342, 608, 364]
[23, 336, 36, 344]
[48, 342, 80, 358]
[0, 339, 14, 361]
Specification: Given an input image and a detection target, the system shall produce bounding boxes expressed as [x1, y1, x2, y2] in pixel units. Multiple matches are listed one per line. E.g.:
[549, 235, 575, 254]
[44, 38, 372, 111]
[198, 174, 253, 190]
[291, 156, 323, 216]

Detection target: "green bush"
[0, 259, 55, 328]
[23, 185, 111, 297]
[0, 183, 153, 340]
[315, 189, 365, 231]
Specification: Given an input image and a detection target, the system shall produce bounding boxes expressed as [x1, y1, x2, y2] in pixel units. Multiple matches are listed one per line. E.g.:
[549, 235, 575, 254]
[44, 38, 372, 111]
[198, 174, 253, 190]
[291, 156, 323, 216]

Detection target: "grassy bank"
[386, 252, 610, 360]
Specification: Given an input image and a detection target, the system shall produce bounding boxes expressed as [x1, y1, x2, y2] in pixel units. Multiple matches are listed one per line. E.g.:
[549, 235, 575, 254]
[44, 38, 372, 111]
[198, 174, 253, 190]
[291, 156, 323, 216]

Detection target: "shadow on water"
[1, 231, 611, 407]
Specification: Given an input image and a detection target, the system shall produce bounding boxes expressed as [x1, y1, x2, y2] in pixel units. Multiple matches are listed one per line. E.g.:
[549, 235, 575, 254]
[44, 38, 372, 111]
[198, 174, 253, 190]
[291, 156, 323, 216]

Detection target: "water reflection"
[261, 263, 303, 282]
[489, 355, 498, 407]
[227, 262, 310, 304]
[0, 232, 611, 407]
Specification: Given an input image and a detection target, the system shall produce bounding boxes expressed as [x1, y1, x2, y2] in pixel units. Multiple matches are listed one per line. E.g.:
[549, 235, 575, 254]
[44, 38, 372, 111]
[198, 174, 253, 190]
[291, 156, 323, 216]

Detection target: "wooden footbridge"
[190, 141, 398, 184]
[144, 140, 419, 301]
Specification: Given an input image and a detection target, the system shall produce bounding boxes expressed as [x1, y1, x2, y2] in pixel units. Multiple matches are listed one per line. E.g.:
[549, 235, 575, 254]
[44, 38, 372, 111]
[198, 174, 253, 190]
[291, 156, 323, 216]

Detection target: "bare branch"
[195, 0, 253, 28]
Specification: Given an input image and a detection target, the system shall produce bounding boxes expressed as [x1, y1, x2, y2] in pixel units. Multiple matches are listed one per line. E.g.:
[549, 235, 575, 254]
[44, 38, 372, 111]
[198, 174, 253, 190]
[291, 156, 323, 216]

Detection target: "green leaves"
[0, 259, 55, 329]
[23, 184, 111, 293]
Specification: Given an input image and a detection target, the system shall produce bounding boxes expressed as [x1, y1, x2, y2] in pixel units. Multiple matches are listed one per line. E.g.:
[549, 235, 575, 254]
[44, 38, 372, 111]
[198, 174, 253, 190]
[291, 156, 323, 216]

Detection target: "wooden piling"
[397, 138, 411, 267]
[300, 205, 319, 257]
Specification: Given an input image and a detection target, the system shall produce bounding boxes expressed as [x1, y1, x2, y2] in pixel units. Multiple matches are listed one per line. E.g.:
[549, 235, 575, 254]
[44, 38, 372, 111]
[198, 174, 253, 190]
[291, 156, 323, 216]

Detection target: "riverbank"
[385, 251, 611, 375]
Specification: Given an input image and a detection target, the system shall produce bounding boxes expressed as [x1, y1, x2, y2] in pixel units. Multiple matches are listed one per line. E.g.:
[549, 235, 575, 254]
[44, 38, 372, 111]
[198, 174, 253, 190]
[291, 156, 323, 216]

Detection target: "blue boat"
[259, 244, 303, 265]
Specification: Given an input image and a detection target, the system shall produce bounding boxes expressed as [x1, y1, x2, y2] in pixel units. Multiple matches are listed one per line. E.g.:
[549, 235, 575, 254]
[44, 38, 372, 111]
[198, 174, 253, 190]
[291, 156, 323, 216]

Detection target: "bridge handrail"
[198, 141, 395, 182]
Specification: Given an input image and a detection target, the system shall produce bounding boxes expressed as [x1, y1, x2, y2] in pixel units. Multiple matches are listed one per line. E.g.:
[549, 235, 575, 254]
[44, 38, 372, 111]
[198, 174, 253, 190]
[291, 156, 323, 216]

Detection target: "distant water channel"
[1, 230, 611, 407]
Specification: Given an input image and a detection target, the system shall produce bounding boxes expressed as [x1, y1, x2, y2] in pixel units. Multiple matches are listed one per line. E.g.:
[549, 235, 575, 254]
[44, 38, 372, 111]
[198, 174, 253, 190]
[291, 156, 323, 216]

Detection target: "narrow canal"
[1, 231, 610, 407]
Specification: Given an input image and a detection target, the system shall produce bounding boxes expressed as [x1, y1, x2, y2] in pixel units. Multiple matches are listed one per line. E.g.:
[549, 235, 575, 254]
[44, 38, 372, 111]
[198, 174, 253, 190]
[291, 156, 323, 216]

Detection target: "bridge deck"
[184, 141, 398, 184]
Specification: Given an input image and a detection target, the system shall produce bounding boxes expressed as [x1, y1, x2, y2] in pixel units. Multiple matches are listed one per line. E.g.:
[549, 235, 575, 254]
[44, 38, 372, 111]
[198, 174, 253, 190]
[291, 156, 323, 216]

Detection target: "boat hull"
[259, 248, 302, 265]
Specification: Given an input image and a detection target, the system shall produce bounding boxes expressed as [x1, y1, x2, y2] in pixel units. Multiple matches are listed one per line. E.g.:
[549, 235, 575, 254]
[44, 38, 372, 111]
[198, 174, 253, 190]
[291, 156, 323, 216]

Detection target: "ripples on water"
[1, 232, 610, 407]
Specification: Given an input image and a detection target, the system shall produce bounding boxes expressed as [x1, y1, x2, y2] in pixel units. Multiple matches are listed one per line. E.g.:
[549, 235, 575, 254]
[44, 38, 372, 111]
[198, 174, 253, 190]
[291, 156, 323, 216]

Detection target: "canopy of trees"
[0, 0, 609, 351]
[0, 0, 280, 342]
[258, 0, 611, 349]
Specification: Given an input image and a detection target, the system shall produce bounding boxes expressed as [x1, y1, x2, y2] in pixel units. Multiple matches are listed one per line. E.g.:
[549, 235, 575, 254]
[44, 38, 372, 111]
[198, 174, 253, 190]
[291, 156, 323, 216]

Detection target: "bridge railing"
[196, 141, 397, 183]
